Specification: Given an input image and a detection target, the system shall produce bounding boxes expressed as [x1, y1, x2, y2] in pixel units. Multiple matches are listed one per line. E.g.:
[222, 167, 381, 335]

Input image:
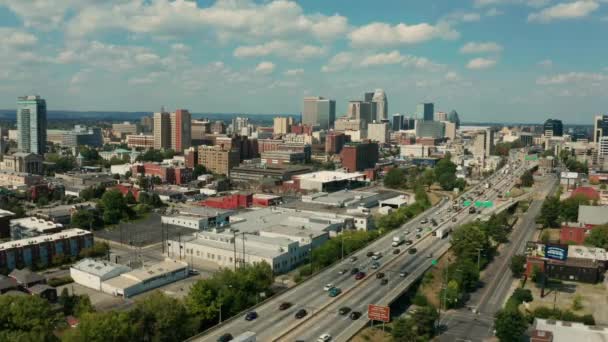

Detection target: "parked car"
[279, 302, 291, 310]
[338, 269, 348, 275]
[244, 311, 258, 321]
[350, 256, 358, 262]
[217, 333, 233, 342]
[295, 309, 307, 319]
[338, 307, 351, 315]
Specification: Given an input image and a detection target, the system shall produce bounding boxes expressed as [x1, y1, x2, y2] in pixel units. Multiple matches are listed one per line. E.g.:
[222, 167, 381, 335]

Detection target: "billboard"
[525, 241, 568, 261]
[545, 244, 568, 261]
[368, 304, 390, 322]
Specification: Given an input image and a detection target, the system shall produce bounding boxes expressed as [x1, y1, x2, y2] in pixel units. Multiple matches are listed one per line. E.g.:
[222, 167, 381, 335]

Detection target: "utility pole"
[232, 230, 237, 271]
[476, 248, 483, 271]
[241, 232, 246, 268]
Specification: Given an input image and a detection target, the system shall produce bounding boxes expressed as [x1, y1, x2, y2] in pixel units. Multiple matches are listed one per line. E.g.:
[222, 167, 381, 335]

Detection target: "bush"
[48, 276, 74, 287]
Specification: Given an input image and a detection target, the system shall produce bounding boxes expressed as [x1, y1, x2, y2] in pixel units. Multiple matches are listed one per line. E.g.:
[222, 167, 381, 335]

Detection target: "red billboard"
[368, 304, 390, 322]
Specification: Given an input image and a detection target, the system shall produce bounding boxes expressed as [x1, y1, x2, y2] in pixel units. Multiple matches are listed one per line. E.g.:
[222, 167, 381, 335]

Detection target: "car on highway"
[420, 218, 428, 224]
[366, 251, 374, 257]
[338, 269, 348, 275]
[393, 248, 400, 254]
[328, 287, 342, 297]
[317, 333, 332, 342]
[405, 240, 413, 245]
[372, 252, 382, 260]
[376, 272, 385, 279]
[350, 311, 362, 320]
[355, 272, 366, 280]
[415, 234, 421, 239]
[380, 278, 388, 285]
[217, 333, 233, 342]
[338, 307, 351, 315]
[295, 309, 307, 319]
[416, 227, 423, 233]
[350, 256, 357, 262]
[279, 302, 291, 310]
[350, 267, 359, 275]
[408, 248, 417, 254]
[399, 270, 409, 277]
[452, 217, 457, 222]
[371, 261, 380, 269]
[244, 311, 258, 321]
[323, 283, 334, 291]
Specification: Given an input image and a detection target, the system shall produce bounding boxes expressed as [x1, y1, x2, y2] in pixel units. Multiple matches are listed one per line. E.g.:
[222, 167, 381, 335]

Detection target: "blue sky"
[0, 0, 606, 124]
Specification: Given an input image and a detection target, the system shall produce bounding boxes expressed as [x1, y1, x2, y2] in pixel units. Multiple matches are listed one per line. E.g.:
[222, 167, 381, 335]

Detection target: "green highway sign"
[525, 154, 539, 161]
[464, 200, 471, 207]
[431, 260, 438, 266]
[474, 201, 493, 208]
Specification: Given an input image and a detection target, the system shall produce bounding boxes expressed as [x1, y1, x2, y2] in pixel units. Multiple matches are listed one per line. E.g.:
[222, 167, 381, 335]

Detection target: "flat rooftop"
[0, 228, 90, 251]
[380, 195, 411, 206]
[534, 318, 608, 342]
[71, 258, 131, 277]
[295, 171, 366, 183]
[181, 233, 294, 259]
[568, 245, 608, 262]
[0, 209, 15, 218]
[229, 207, 341, 233]
[10, 217, 63, 231]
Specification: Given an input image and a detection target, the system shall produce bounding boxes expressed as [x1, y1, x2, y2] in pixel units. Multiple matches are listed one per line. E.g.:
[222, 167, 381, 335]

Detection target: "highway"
[438, 174, 558, 342]
[194, 151, 530, 342]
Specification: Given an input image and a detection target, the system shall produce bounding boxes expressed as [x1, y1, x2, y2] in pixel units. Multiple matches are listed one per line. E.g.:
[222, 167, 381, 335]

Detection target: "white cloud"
[56, 41, 162, 71]
[538, 59, 553, 68]
[0, 0, 101, 29]
[460, 41, 503, 54]
[349, 21, 459, 47]
[474, 0, 551, 8]
[60, 0, 348, 43]
[445, 71, 461, 81]
[234, 40, 326, 60]
[528, 1, 599, 23]
[467, 57, 498, 69]
[321, 52, 354, 72]
[485, 8, 504, 16]
[536, 72, 608, 85]
[323, 50, 444, 72]
[255, 61, 275, 74]
[284, 68, 304, 76]
[0, 28, 38, 47]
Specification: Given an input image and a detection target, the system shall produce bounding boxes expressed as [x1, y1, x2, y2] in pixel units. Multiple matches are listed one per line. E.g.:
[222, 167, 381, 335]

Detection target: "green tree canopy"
[510, 254, 526, 278]
[384, 168, 406, 189]
[494, 309, 529, 342]
[0, 295, 58, 342]
[585, 225, 608, 249]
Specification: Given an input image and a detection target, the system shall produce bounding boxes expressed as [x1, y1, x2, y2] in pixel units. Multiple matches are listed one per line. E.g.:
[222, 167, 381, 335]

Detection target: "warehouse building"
[101, 259, 188, 298]
[161, 206, 232, 230]
[70, 259, 131, 291]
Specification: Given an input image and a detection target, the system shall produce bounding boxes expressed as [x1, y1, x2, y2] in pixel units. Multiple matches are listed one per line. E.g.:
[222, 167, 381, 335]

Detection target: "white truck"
[392, 235, 404, 247]
[233, 331, 256, 342]
[434, 227, 450, 239]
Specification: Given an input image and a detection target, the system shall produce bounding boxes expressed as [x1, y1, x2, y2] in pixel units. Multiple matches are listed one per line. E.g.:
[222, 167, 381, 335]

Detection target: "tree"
[421, 168, 435, 189]
[494, 309, 529, 342]
[434, 156, 458, 191]
[100, 190, 133, 224]
[392, 305, 438, 342]
[538, 196, 561, 228]
[512, 288, 533, 303]
[510, 254, 526, 278]
[560, 196, 589, 223]
[585, 225, 608, 249]
[520, 170, 534, 187]
[450, 224, 490, 264]
[0, 295, 57, 342]
[450, 259, 479, 292]
[125, 191, 137, 205]
[63, 311, 137, 342]
[192, 165, 207, 179]
[71, 209, 103, 230]
[130, 292, 195, 342]
[384, 168, 406, 189]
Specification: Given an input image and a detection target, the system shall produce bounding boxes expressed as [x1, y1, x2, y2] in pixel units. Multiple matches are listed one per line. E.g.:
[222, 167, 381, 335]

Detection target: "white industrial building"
[70, 259, 131, 291]
[101, 259, 188, 298]
[379, 194, 413, 209]
[295, 170, 367, 192]
[161, 206, 231, 230]
[400, 144, 432, 158]
[166, 228, 328, 273]
[10, 217, 64, 239]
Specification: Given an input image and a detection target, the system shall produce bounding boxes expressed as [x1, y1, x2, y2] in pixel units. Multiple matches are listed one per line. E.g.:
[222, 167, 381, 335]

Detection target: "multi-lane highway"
[194, 151, 531, 342]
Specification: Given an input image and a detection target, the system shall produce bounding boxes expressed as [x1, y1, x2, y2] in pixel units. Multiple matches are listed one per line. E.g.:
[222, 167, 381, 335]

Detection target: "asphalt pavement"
[439, 174, 557, 342]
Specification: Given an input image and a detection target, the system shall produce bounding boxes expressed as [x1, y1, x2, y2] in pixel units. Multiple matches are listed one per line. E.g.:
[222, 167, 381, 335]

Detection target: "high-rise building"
[594, 115, 608, 143]
[340, 141, 379, 172]
[62, 125, 103, 148]
[231, 117, 249, 134]
[372, 89, 388, 122]
[17, 95, 47, 155]
[112, 122, 139, 139]
[367, 122, 389, 144]
[153, 111, 171, 150]
[543, 119, 563, 137]
[140, 116, 154, 133]
[416, 103, 434, 121]
[435, 112, 448, 122]
[472, 128, 495, 158]
[415, 121, 445, 138]
[347, 101, 374, 126]
[444, 122, 457, 141]
[171, 109, 191, 152]
[448, 110, 461, 129]
[303, 97, 336, 130]
[598, 136, 608, 164]
[198, 145, 240, 176]
[404, 116, 416, 130]
[273, 117, 294, 135]
[392, 114, 404, 131]
[325, 131, 346, 154]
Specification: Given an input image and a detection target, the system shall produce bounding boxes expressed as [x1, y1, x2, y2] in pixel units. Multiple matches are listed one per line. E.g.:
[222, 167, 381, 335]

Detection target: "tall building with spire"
[17, 95, 47, 155]
[372, 89, 388, 121]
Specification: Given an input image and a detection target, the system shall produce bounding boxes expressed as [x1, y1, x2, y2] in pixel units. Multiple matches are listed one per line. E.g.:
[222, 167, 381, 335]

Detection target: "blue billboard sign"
[544, 244, 568, 261]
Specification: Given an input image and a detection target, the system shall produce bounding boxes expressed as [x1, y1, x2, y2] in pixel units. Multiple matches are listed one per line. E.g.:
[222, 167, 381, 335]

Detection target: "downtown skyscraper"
[17, 95, 47, 155]
[302, 96, 336, 130]
[154, 109, 191, 152]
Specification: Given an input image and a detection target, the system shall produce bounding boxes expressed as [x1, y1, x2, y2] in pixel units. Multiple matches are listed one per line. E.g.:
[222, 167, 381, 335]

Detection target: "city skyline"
[0, 1, 607, 124]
